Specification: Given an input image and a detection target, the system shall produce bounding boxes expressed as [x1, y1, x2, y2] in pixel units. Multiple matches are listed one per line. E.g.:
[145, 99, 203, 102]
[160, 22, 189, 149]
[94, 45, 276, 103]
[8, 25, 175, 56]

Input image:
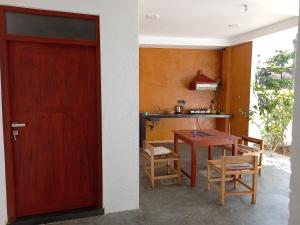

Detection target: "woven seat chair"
[207, 155, 258, 206]
[143, 141, 181, 187]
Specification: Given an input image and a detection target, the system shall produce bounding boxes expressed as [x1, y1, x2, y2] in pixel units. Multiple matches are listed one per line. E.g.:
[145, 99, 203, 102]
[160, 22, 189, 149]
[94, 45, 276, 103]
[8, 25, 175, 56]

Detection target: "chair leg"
[151, 158, 155, 188]
[258, 168, 262, 176]
[222, 148, 226, 156]
[233, 175, 238, 189]
[252, 172, 257, 204]
[220, 170, 225, 206]
[207, 161, 211, 191]
[143, 154, 147, 176]
[258, 154, 263, 175]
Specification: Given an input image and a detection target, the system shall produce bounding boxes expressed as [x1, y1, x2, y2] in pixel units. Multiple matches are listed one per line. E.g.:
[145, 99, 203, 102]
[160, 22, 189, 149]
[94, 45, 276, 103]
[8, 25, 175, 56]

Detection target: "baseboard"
[9, 208, 104, 225]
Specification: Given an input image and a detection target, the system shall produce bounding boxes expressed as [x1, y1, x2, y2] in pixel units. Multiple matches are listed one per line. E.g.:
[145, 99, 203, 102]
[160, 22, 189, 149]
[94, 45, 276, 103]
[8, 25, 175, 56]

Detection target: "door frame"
[0, 5, 102, 222]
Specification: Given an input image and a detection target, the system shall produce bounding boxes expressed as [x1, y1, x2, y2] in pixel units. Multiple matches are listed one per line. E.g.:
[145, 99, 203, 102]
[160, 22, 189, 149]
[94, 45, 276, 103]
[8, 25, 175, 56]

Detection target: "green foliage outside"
[250, 50, 294, 153]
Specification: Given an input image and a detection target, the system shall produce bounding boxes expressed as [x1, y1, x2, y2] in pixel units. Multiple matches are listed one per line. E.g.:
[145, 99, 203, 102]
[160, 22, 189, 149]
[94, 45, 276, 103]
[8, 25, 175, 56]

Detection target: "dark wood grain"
[95, 16, 103, 209]
[9, 41, 99, 217]
[5, 34, 97, 47]
[0, 5, 102, 222]
[0, 7, 17, 221]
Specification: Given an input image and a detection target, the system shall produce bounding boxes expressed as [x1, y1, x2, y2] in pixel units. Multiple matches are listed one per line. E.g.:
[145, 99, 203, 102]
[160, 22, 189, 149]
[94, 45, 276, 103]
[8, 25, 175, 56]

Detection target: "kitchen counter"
[139, 113, 233, 147]
[143, 113, 233, 119]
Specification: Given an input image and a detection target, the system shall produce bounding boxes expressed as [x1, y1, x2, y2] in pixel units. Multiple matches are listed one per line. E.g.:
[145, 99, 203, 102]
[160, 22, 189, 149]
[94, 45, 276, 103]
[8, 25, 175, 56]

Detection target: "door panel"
[217, 42, 252, 136]
[8, 41, 99, 217]
[229, 42, 252, 136]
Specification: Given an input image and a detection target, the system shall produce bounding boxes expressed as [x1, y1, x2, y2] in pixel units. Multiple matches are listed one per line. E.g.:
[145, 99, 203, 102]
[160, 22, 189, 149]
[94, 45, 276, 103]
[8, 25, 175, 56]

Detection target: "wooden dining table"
[173, 129, 241, 187]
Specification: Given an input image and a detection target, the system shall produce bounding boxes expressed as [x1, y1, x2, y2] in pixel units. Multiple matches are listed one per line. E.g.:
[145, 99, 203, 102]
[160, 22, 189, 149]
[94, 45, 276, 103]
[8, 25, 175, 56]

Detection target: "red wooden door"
[8, 41, 100, 217]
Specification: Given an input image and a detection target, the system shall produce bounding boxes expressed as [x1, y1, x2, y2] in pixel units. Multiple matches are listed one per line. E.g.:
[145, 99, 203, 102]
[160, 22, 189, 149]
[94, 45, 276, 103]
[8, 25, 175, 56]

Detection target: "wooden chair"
[222, 136, 264, 175]
[143, 141, 181, 188]
[207, 155, 258, 206]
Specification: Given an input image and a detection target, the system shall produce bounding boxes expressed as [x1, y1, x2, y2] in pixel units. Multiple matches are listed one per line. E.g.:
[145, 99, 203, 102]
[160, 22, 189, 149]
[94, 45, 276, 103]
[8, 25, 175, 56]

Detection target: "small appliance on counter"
[175, 105, 184, 114]
[189, 108, 211, 114]
[175, 99, 185, 114]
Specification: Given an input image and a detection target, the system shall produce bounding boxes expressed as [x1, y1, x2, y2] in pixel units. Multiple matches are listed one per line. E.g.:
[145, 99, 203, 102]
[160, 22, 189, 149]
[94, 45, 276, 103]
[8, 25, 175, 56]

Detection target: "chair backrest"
[241, 136, 264, 151]
[143, 141, 151, 149]
[143, 141, 154, 156]
[222, 155, 258, 170]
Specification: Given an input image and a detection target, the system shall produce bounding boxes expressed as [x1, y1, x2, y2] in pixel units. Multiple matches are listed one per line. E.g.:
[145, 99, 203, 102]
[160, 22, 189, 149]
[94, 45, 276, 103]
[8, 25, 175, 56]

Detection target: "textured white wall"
[289, 14, 300, 225]
[0, 0, 139, 223]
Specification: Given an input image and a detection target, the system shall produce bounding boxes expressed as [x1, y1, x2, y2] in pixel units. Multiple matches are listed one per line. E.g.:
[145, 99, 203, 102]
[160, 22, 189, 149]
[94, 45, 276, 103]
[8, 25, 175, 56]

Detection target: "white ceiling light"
[242, 4, 248, 12]
[145, 13, 160, 20]
[228, 23, 241, 28]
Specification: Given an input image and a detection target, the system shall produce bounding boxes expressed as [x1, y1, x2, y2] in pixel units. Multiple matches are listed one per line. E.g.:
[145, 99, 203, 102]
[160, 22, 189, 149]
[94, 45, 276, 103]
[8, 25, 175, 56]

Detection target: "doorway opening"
[249, 27, 298, 173]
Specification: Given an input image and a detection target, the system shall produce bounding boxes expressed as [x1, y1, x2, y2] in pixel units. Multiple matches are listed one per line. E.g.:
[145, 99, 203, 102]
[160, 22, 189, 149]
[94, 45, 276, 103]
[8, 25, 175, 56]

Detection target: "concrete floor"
[53, 143, 290, 225]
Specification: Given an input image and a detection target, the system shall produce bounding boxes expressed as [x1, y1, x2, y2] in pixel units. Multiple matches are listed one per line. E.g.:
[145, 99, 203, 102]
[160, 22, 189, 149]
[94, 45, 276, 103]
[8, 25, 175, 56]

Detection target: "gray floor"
[53, 143, 290, 225]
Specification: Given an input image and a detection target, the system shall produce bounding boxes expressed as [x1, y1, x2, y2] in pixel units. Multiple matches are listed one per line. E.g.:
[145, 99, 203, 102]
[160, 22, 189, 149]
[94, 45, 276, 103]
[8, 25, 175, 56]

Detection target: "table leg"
[191, 143, 197, 187]
[174, 134, 178, 153]
[232, 139, 238, 156]
[208, 145, 213, 160]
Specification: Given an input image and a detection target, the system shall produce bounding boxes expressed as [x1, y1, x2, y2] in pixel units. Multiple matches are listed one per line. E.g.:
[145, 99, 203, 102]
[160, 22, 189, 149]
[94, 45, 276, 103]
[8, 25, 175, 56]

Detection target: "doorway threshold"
[10, 208, 104, 225]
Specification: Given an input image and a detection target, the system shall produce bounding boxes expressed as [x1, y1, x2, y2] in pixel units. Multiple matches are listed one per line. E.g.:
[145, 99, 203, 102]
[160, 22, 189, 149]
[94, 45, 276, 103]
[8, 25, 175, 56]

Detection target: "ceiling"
[139, 0, 299, 48]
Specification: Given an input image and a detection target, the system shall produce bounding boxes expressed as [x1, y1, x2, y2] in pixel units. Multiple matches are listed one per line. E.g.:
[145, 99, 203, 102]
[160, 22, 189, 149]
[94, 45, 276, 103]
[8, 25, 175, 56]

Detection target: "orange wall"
[140, 48, 222, 141]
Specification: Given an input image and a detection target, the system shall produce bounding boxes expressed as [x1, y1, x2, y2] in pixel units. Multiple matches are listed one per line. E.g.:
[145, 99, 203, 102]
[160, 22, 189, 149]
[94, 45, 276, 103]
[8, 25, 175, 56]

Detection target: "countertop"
[140, 113, 233, 119]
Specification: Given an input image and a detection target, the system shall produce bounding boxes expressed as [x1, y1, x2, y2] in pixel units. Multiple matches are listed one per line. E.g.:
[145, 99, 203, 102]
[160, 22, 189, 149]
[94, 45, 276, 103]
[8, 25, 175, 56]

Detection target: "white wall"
[0, 0, 139, 223]
[289, 15, 300, 225]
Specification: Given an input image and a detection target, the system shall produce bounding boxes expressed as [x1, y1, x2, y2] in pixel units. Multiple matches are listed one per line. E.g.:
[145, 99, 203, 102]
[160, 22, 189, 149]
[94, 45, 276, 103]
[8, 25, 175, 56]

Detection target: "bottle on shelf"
[210, 100, 217, 114]
[192, 126, 197, 137]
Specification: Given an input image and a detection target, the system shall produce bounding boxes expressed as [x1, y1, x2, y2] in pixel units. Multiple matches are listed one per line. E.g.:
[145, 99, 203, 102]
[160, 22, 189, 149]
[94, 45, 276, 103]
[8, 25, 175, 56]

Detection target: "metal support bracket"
[147, 118, 160, 130]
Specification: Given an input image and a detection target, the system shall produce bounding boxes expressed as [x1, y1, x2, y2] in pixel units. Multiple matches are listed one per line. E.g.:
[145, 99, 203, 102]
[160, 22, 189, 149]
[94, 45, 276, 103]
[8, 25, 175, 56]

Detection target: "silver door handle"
[11, 122, 26, 128]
